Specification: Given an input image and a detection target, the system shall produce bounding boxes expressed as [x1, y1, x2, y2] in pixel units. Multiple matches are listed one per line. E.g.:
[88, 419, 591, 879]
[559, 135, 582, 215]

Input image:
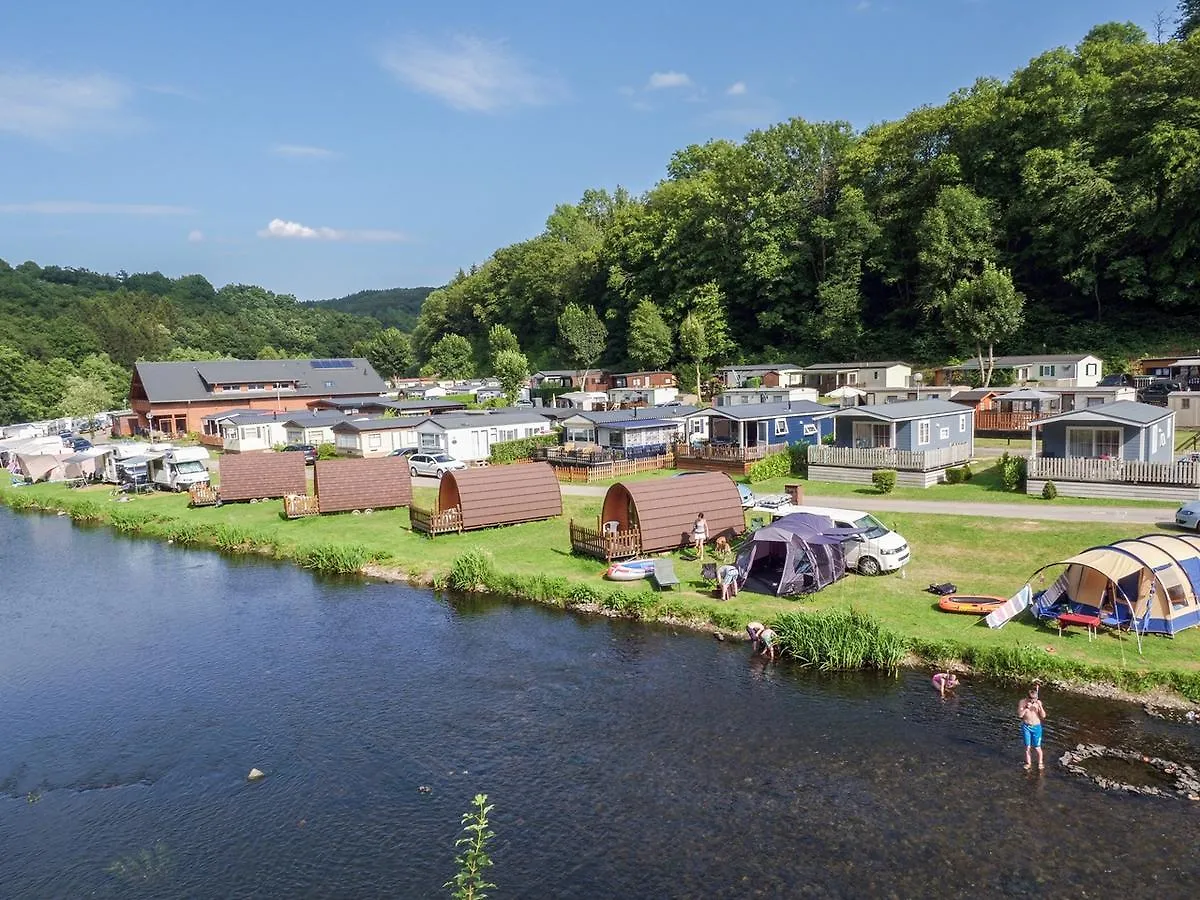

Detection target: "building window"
[368, 433, 382, 449]
[1039, 365, 1056, 377]
[917, 420, 931, 445]
[939, 427, 950, 440]
[846, 372, 858, 384]
[1183, 398, 1192, 410]
[853, 421, 891, 448]
[247, 383, 264, 390]
[959, 414, 967, 432]
[1066, 427, 1122, 459]
[690, 418, 704, 434]
[324, 381, 334, 388]
[774, 417, 787, 436]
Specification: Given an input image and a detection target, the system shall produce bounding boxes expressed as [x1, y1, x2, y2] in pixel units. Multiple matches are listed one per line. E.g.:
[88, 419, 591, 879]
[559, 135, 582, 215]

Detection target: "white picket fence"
[1026, 456, 1200, 486]
[808, 443, 972, 472]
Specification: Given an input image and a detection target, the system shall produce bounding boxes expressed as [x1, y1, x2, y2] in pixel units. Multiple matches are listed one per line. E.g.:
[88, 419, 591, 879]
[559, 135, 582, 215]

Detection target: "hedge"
[489, 433, 560, 464]
[747, 450, 792, 483]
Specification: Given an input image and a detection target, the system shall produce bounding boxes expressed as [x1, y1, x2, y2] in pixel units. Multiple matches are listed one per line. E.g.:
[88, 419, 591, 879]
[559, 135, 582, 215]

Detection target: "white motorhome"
[752, 502, 911, 575]
[149, 447, 211, 491]
[100, 443, 171, 489]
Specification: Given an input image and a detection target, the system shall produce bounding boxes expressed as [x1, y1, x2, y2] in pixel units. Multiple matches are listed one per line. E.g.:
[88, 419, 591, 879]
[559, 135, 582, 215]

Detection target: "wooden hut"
[218, 453, 307, 502]
[413, 462, 562, 535]
[597, 472, 745, 554]
[314, 458, 412, 513]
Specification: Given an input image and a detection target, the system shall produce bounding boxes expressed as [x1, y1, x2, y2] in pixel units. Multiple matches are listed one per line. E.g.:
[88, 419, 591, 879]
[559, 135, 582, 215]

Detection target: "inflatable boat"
[937, 594, 1006, 615]
[605, 559, 657, 581]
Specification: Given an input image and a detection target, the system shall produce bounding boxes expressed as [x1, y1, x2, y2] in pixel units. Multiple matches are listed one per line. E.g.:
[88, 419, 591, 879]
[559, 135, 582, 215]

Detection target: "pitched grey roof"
[565, 405, 698, 425]
[942, 354, 1098, 370]
[1032, 400, 1172, 429]
[331, 416, 423, 433]
[280, 411, 352, 428]
[832, 399, 969, 422]
[135, 358, 386, 403]
[597, 419, 678, 430]
[420, 411, 550, 430]
[948, 389, 998, 401]
[801, 361, 912, 372]
[696, 400, 835, 421]
[715, 363, 801, 373]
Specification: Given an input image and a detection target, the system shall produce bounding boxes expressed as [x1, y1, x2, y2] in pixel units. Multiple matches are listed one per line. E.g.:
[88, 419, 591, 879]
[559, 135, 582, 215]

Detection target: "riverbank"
[3, 480, 1199, 704]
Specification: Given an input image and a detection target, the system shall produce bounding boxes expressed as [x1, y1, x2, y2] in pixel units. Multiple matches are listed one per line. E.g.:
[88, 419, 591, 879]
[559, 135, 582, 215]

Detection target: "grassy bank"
[3, 480, 1198, 701]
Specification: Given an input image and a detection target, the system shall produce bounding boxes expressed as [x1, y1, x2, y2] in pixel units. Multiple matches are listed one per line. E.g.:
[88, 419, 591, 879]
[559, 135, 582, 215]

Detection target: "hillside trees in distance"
[410, 23, 1200, 376]
[317, 286, 437, 331]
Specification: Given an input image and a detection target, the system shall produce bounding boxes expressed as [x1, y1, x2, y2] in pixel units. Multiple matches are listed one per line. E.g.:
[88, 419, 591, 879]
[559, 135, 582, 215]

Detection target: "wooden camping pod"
[600, 473, 745, 554]
[218, 453, 307, 502]
[314, 457, 412, 513]
[437, 462, 562, 530]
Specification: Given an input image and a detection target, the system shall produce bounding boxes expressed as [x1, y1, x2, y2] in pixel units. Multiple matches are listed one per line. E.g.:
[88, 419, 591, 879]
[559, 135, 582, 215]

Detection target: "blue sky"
[0, 0, 1170, 300]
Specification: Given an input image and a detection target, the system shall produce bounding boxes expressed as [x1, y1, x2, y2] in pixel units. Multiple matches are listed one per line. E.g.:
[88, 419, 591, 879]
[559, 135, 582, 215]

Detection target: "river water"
[2, 508, 1199, 898]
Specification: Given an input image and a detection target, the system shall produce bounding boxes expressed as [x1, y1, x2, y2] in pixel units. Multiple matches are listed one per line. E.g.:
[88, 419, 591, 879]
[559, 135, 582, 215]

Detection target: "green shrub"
[66, 499, 104, 522]
[871, 468, 897, 494]
[298, 543, 374, 574]
[1041, 480, 1058, 500]
[747, 450, 791, 483]
[788, 442, 810, 475]
[566, 583, 604, 607]
[961, 462, 973, 481]
[772, 608, 907, 674]
[108, 508, 156, 533]
[488, 433, 559, 465]
[212, 524, 251, 552]
[317, 443, 339, 460]
[624, 591, 659, 620]
[944, 466, 963, 485]
[997, 452, 1027, 491]
[448, 548, 495, 591]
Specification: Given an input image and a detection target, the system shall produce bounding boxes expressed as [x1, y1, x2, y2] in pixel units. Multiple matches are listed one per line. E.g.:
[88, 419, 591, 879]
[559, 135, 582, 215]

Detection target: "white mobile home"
[415, 412, 552, 462]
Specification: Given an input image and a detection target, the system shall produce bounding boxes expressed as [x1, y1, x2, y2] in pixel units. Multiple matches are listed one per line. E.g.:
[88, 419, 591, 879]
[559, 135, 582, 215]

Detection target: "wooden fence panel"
[1026, 456, 1200, 486]
[569, 519, 642, 560]
[807, 443, 971, 471]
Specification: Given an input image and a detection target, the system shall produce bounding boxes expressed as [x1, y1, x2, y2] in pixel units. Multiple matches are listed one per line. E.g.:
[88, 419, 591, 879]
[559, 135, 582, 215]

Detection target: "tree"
[487, 324, 520, 360]
[492, 349, 530, 404]
[444, 794, 496, 900]
[678, 313, 708, 401]
[916, 185, 995, 316]
[943, 262, 1025, 388]
[1176, 0, 1200, 39]
[626, 299, 673, 370]
[353, 328, 414, 380]
[556, 303, 607, 376]
[423, 333, 475, 380]
[676, 282, 732, 399]
[58, 374, 113, 428]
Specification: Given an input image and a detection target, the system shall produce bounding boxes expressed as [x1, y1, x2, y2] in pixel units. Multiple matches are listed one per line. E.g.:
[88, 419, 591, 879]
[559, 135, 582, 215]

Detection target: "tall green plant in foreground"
[773, 608, 908, 674]
[446, 793, 496, 900]
[449, 549, 496, 591]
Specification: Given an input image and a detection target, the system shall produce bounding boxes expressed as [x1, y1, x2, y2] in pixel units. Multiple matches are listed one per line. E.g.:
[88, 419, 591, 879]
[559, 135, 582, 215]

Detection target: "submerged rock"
[247, 768, 265, 781]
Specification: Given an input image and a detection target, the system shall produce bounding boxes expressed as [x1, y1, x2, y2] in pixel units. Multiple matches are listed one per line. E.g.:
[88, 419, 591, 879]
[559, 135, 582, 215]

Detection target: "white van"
[149, 447, 211, 492]
[754, 502, 910, 575]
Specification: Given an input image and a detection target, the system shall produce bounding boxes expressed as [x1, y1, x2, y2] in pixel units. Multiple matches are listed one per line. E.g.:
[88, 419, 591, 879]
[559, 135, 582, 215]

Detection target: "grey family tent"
[736, 512, 862, 596]
[1029, 534, 1200, 636]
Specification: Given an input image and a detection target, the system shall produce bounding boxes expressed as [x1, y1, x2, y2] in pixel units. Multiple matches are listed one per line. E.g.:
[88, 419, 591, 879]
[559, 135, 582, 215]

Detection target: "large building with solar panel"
[116, 358, 388, 440]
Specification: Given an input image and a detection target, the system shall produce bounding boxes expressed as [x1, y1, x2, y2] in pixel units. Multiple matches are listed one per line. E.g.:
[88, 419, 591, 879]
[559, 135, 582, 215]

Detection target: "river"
[2, 508, 1199, 898]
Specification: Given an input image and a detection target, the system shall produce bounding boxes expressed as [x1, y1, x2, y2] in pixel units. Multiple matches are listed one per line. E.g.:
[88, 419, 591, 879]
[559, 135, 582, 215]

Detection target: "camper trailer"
[150, 447, 211, 491]
[100, 444, 166, 491]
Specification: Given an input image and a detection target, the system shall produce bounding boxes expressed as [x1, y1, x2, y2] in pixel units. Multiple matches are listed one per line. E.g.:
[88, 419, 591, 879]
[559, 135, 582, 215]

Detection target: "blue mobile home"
[830, 399, 974, 452]
[687, 401, 836, 451]
[1031, 401, 1174, 463]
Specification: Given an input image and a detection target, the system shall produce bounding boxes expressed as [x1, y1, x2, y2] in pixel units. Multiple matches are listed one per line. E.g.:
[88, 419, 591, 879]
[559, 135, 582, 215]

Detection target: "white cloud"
[855, 0, 872, 11]
[725, 81, 748, 96]
[187, 229, 205, 243]
[646, 71, 692, 90]
[0, 201, 192, 215]
[0, 70, 132, 141]
[271, 143, 337, 159]
[257, 218, 407, 243]
[381, 35, 565, 112]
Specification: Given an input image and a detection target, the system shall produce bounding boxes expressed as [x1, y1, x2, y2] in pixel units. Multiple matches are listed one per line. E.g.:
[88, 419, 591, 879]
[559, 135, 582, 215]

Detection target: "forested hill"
[317, 286, 438, 331]
[0, 260, 382, 424]
[412, 23, 1200, 374]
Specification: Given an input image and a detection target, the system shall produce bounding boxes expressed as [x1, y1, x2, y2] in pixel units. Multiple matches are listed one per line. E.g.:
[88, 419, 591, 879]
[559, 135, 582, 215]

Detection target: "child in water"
[931, 671, 959, 698]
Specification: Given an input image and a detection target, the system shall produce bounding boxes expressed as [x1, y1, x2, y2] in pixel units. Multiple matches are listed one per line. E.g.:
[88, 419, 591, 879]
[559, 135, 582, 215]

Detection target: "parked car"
[388, 447, 420, 458]
[1138, 380, 1182, 404]
[1099, 373, 1135, 387]
[69, 437, 93, 451]
[408, 452, 468, 478]
[1176, 500, 1200, 531]
[282, 444, 318, 464]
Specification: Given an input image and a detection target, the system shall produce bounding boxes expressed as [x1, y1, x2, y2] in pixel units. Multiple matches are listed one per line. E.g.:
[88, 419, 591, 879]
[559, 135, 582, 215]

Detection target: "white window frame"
[853, 421, 891, 448]
[958, 414, 966, 432]
[1085, 363, 1098, 376]
[368, 433, 382, 449]
[917, 420, 931, 446]
[774, 417, 787, 436]
[1039, 365, 1056, 377]
[1065, 426, 1122, 459]
[939, 426, 950, 440]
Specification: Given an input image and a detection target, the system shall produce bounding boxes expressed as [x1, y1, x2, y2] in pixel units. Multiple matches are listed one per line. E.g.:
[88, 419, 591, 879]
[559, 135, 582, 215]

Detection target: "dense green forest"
[411, 22, 1200, 375]
[0, 261, 379, 424]
[317, 286, 437, 331]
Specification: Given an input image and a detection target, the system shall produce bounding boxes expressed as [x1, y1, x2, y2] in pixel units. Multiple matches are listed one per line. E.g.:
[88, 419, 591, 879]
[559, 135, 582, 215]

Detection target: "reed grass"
[773, 608, 908, 674]
[297, 543, 375, 575]
[449, 549, 496, 591]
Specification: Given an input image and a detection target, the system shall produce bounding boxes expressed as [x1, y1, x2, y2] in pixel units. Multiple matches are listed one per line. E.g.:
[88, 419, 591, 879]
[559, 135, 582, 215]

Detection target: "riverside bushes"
[746, 450, 792, 483]
[449, 549, 496, 590]
[772, 608, 908, 674]
[298, 543, 375, 575]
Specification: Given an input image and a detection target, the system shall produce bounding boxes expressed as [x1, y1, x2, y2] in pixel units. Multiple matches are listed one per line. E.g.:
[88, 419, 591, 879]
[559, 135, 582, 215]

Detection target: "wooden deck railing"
[531, 445, 670, 465]
[807, 443, 972, 471]
[569, 519, 642, 560]
[974, 410, 1047, 432]
[552, 454, 672, 483]
[674, 443, 772, 463]
[1026, 456, 1200, 486]
[410, 504, 464, 535]
[283, 494, 320, 518]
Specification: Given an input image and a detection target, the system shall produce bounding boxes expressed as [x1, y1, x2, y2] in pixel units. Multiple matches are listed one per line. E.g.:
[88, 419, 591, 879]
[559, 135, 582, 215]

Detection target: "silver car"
[1176, 500, 1200, 531]
[408, 452, 467, 479]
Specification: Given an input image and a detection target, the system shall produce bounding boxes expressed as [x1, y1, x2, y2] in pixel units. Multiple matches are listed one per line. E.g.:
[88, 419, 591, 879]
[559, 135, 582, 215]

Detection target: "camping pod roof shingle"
[438, 462, 562, 530]
[218, 452, 307, 501]
[601, 473, 745, 554]
[314, 457, 412, 513]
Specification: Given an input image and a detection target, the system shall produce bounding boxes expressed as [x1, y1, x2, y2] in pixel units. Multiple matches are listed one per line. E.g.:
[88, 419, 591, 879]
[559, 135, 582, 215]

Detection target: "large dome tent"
[1029, 535, 1200, 636]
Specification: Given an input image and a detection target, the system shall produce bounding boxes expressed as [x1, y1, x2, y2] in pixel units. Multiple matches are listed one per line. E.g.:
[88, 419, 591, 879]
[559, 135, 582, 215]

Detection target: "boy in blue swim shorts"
[1018, 688, 1047, 771]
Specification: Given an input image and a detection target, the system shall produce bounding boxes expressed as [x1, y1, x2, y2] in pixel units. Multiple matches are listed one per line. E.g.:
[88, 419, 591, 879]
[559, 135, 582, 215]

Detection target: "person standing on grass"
[1018, 686, 1047, 771]
[692, 512, 709, 560]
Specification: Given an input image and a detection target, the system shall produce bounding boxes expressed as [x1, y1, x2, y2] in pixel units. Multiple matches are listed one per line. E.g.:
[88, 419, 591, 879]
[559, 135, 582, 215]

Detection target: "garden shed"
[599, 472, 745, 553]
[314, 457, 412, 513]
[218, 452, 306, 502]
[435, 462, 562, 531]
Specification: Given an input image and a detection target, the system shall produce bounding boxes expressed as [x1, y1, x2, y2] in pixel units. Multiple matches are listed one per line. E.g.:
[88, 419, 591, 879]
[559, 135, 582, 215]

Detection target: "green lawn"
[5, 479, 1197, 690]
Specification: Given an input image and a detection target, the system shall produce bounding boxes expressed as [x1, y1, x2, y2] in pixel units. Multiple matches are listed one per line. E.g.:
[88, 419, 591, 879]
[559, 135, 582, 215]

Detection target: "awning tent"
[736, 512, 862, 596]
[15, 453, 66, 482]
[1029, 534, 1200, 635]
[62, 448, 108, 480]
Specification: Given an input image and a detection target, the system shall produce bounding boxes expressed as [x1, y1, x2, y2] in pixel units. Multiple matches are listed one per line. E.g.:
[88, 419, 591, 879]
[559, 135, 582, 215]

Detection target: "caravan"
[100, 443, 169, 491]
[149, 447, 211, 492]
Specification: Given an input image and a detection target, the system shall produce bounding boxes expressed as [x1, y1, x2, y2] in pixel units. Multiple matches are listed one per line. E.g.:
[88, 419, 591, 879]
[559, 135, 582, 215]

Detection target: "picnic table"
[1055, 612, 1102, 641]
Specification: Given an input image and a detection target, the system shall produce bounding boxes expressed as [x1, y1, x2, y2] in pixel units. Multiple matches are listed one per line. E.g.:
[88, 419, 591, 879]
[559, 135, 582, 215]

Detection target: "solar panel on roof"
[310, 359, 355, 369]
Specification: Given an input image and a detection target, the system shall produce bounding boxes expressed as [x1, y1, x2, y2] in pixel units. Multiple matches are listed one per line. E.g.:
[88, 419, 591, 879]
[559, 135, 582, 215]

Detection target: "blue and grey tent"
[1028, 534, 1200, 636]
[736, 512, 864, 596]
